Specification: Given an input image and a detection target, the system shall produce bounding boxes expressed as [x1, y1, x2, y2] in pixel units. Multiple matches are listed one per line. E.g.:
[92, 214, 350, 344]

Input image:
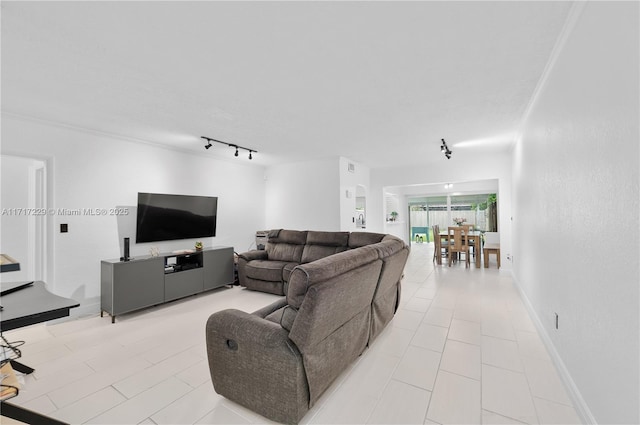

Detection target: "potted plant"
[390, 211, 399, 222]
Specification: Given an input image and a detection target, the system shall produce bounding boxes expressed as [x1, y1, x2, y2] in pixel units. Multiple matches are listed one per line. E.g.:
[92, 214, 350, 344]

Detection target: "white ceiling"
[1, 1, 573, 168]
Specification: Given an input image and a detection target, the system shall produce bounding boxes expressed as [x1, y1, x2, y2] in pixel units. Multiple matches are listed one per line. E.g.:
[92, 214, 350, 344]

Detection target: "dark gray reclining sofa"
[206, 230, 409, 423]
[237, 229, 389, 295]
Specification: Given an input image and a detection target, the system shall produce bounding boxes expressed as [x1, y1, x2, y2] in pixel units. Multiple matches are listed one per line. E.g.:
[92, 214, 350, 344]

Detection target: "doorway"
[355, 185, 366, 229]
[408, 193, 498, 246]
[0, 155, 47, 282]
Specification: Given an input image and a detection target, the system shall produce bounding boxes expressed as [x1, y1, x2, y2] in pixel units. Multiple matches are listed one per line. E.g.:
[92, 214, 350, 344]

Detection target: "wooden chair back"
[447, 226, 470, 267]
[432, 225, 441, 263]
[448, 227, 468, 250]
[460, 225, 476, 251]
[433, 225, 440, 248]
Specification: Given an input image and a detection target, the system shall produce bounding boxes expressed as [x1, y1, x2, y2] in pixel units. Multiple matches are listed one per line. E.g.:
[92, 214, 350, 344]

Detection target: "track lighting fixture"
[440, 139, 452, 159]
[201, 136, 257, 160]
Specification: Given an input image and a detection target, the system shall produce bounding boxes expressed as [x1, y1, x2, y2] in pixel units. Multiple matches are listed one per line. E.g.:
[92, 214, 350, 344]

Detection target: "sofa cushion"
[267, 243, 305, 263]
[301, 245, 349, 264]
[264, 305, 297, 331]
[268, 229, 308, 245]
[301, 231, 350, 263]
[264, 307, 284, 324]
[306, 231, 350, 246]
[243, 277, 285, 295]
[246, 260, 293, 282]
[348, 231, 386, 248]
[266, 229, 307, 262]
[253, 298, 288, 319]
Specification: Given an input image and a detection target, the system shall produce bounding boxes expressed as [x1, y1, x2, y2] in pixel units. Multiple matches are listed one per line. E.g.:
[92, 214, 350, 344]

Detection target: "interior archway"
[355, 184, 366, 229]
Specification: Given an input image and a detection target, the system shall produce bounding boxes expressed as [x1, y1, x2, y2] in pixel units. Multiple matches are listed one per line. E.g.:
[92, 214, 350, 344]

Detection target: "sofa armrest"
[207, 308, 296, 351]
[205, 309, 309, 423]
[237, 250, 268, 262]
[236, 250, 268, 287]
[252, 297, 288, 318]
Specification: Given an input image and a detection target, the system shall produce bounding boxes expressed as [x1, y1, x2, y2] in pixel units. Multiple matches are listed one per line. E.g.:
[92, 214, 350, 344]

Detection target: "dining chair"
[432, 225, 449, 264]
[448, 226, 470, 268]
[461, 224, 476, 258]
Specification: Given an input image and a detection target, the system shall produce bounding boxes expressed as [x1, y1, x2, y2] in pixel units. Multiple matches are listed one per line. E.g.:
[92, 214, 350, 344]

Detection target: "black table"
[1, 281, 80, 331]
[1, 281, 79, 425]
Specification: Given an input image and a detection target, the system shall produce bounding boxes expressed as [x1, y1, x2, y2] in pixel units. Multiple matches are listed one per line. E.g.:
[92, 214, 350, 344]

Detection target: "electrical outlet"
[555, 313, 559, 329]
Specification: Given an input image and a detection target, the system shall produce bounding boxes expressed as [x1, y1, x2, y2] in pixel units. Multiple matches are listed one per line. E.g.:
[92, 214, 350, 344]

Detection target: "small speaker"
[121, 237, 130, 262]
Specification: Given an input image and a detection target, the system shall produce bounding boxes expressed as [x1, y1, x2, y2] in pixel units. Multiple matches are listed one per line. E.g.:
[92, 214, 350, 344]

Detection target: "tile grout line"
[421, 279, 453, 425]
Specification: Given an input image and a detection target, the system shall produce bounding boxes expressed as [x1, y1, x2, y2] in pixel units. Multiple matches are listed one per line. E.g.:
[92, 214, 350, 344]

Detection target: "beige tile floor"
[4, 243, 583, 424]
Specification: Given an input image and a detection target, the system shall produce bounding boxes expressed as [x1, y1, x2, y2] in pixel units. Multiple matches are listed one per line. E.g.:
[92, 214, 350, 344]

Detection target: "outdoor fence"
[410, 209, 493, 242]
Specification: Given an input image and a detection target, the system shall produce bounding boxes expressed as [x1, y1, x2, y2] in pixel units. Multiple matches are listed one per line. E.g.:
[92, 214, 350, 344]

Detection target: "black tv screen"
[136, 192, 217, 243]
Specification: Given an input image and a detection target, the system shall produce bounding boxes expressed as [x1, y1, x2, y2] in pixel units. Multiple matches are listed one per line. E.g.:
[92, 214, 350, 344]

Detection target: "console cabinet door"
[107, 258, 164, 315]
[203, 247, 234, 290]
[165, 268, 204, 301]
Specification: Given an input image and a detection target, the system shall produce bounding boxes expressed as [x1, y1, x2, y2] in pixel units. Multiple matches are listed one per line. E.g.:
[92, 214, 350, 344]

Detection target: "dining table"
[439, 230, 483, 268]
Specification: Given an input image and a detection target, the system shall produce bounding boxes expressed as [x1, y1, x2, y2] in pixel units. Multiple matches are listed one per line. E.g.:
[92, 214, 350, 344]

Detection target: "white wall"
[369, 152, 513, 264]
[264, 157, 340, 231]
[512, 2, 639, 423]
[1, 114, 266, 315]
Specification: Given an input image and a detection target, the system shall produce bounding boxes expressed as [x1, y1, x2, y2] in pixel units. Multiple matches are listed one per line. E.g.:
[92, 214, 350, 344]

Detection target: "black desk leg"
[1, 401, 69, 425]
[9, 359, 34, 375]
[1, 333, 35, 374]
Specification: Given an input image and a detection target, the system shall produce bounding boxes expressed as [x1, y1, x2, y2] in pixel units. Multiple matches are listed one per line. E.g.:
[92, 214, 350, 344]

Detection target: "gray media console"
[100, 246, 234, 323]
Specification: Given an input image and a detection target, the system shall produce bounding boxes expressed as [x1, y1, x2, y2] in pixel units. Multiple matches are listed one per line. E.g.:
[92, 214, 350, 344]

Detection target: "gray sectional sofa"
[237, 229, 391, 295]
[206, 230, 409, 423]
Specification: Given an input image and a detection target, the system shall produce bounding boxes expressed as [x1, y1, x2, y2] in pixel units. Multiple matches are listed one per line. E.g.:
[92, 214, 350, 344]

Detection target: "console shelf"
[100, 246, 234, 323]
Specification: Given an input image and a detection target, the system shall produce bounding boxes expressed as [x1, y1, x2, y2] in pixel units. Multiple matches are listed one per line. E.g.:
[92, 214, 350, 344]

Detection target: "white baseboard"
[511, 271, 597, 425]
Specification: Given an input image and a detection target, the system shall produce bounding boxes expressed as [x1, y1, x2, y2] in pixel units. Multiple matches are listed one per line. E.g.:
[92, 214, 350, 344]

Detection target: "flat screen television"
[136, 192, 218, 243]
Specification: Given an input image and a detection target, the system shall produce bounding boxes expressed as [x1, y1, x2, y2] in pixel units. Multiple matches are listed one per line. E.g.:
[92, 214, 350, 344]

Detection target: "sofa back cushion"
[369, 236, 410, 342]
[287, 245, 379, 310]
[266, 229, 308, 262]
[286, 246, 383, 404]
[301, 231, 350, 263]
[348, 231, 386, 248]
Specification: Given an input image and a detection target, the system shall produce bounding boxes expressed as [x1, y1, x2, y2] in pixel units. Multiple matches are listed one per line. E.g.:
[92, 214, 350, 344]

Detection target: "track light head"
[441, 138, 452, 159]
[202, 136, 213, 150]
[234, 147, 239, 157]
[248, 151, 253, 160]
